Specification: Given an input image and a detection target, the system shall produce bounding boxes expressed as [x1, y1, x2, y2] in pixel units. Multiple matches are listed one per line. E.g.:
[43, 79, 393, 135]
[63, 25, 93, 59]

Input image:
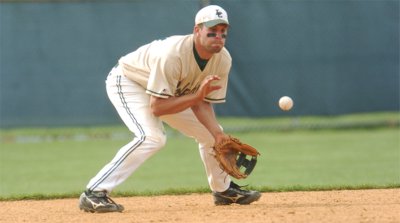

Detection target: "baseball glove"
[213, 136, 260, 179]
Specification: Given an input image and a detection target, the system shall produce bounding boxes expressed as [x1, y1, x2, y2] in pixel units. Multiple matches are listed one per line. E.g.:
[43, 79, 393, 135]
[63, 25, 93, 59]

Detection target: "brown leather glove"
[213, 136, 260, 179]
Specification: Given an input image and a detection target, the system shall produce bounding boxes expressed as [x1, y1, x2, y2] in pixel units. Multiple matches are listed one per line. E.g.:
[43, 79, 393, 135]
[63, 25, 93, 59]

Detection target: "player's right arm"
[150, 75, 221, 117]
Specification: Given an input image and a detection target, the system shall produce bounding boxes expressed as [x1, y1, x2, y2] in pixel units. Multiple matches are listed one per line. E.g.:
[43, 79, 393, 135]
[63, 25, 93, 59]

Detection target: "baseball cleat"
[79, 190, 124, 213]
[212, 182, 261, 205]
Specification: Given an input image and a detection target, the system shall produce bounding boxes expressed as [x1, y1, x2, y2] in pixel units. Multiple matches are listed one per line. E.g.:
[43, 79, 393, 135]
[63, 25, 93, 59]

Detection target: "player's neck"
[193, 41, 213, 60]
[193, 44, 208, 71]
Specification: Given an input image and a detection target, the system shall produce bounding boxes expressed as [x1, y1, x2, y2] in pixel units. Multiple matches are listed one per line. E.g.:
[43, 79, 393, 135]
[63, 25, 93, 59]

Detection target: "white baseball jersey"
[87, 34, 234, 194]
[118, 34, 232, 103]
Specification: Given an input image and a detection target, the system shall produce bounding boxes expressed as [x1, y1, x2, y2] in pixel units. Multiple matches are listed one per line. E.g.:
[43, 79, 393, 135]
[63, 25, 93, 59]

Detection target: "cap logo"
[216, 9, 223, 18]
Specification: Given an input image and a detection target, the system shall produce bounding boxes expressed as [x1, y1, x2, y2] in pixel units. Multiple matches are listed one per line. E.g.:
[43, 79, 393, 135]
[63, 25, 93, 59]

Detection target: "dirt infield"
[1, 189, 399, 223]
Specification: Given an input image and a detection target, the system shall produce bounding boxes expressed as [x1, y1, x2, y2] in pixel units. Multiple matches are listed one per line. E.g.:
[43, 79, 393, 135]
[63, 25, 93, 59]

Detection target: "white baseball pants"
[86, 66, 231, 193]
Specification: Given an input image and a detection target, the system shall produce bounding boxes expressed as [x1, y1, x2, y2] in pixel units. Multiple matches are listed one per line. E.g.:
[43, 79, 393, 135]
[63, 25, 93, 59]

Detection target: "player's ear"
[193, 24, 204, 35]
[193, 25, 200, 35]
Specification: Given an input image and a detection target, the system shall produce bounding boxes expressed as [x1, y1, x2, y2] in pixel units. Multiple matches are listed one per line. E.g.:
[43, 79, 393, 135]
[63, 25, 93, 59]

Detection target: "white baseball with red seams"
[279, 96, 294, 111]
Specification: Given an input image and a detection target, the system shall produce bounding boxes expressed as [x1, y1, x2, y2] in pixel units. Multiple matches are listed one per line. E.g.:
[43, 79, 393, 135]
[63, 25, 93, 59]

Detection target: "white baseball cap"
[195, 5, 229, 28]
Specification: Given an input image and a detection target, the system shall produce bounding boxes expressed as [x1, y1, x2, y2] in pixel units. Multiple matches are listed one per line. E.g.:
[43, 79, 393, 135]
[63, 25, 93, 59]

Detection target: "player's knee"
[143, 131, 167, 150]
[198, 140, 215, 150]
[196, 133, 216, 149]
[194, 125, 222, 148]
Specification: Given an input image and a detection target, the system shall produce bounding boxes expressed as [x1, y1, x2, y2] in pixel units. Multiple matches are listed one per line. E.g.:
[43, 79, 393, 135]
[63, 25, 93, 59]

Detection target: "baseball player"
[79, 5, 261, 213]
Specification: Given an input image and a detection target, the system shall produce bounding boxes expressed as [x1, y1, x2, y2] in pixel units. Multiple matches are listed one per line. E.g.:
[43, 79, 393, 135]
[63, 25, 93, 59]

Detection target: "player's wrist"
[213, 132, 228, 144]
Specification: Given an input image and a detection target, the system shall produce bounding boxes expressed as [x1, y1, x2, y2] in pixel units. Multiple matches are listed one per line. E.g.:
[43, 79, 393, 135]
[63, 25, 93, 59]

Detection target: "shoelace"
[104, 196, 120, 206]
[230, 182, 250, 192]
[92, 191, 120, 206]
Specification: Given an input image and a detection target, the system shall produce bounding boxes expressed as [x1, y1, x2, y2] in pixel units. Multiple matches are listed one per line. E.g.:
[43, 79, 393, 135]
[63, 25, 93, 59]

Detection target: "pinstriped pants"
[86, 67, 231, 193]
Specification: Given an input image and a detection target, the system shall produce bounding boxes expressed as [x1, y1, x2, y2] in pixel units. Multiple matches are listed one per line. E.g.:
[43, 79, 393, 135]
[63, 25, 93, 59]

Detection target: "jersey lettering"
[175, 81, 200, 97]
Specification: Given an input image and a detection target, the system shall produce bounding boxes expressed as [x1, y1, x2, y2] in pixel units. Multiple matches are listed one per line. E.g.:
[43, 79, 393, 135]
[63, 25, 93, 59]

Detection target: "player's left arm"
[192, 59, 231, 143]
[191, 101, 228, 144]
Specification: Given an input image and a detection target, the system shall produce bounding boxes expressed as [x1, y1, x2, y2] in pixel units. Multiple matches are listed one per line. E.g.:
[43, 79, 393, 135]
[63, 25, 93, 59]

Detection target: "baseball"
[279, 96, 293, 111]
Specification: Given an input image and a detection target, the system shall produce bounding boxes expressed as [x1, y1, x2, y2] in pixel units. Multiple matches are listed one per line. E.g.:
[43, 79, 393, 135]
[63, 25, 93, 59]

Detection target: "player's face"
[197, 24, 228, 54]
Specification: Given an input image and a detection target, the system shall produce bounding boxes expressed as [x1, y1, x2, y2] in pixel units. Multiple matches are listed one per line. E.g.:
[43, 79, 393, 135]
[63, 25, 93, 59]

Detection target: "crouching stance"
[79, 5, 261, 213]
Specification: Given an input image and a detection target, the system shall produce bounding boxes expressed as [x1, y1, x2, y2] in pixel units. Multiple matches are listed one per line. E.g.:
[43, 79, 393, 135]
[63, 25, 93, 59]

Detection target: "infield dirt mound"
[1, 189, 399, 223]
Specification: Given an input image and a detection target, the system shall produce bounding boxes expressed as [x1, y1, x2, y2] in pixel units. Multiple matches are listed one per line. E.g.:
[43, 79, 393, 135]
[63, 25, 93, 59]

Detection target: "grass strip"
[1, 184, 398, 201]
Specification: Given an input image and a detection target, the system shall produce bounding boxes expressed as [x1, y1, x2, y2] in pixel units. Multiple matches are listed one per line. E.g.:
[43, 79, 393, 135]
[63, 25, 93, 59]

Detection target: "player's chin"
[210, 45, 223, 53]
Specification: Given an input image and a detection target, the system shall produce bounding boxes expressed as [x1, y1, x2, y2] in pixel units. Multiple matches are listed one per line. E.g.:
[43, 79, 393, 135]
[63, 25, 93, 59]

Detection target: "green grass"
[0, 112, 399, 200]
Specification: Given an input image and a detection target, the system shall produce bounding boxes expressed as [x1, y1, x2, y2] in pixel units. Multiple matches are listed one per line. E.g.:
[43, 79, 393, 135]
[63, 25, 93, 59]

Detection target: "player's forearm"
[150, 94, 200, 117]
[191, 101, 224, 140]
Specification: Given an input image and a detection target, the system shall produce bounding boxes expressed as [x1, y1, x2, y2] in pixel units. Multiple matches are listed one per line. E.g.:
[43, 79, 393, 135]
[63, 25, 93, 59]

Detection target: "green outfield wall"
[0, 0, 398, 127]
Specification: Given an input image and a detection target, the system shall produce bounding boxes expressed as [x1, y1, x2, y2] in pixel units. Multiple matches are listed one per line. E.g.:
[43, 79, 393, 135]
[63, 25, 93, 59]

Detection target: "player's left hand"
[214, 133, 230, 146]
[213, 136, 260, 179]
